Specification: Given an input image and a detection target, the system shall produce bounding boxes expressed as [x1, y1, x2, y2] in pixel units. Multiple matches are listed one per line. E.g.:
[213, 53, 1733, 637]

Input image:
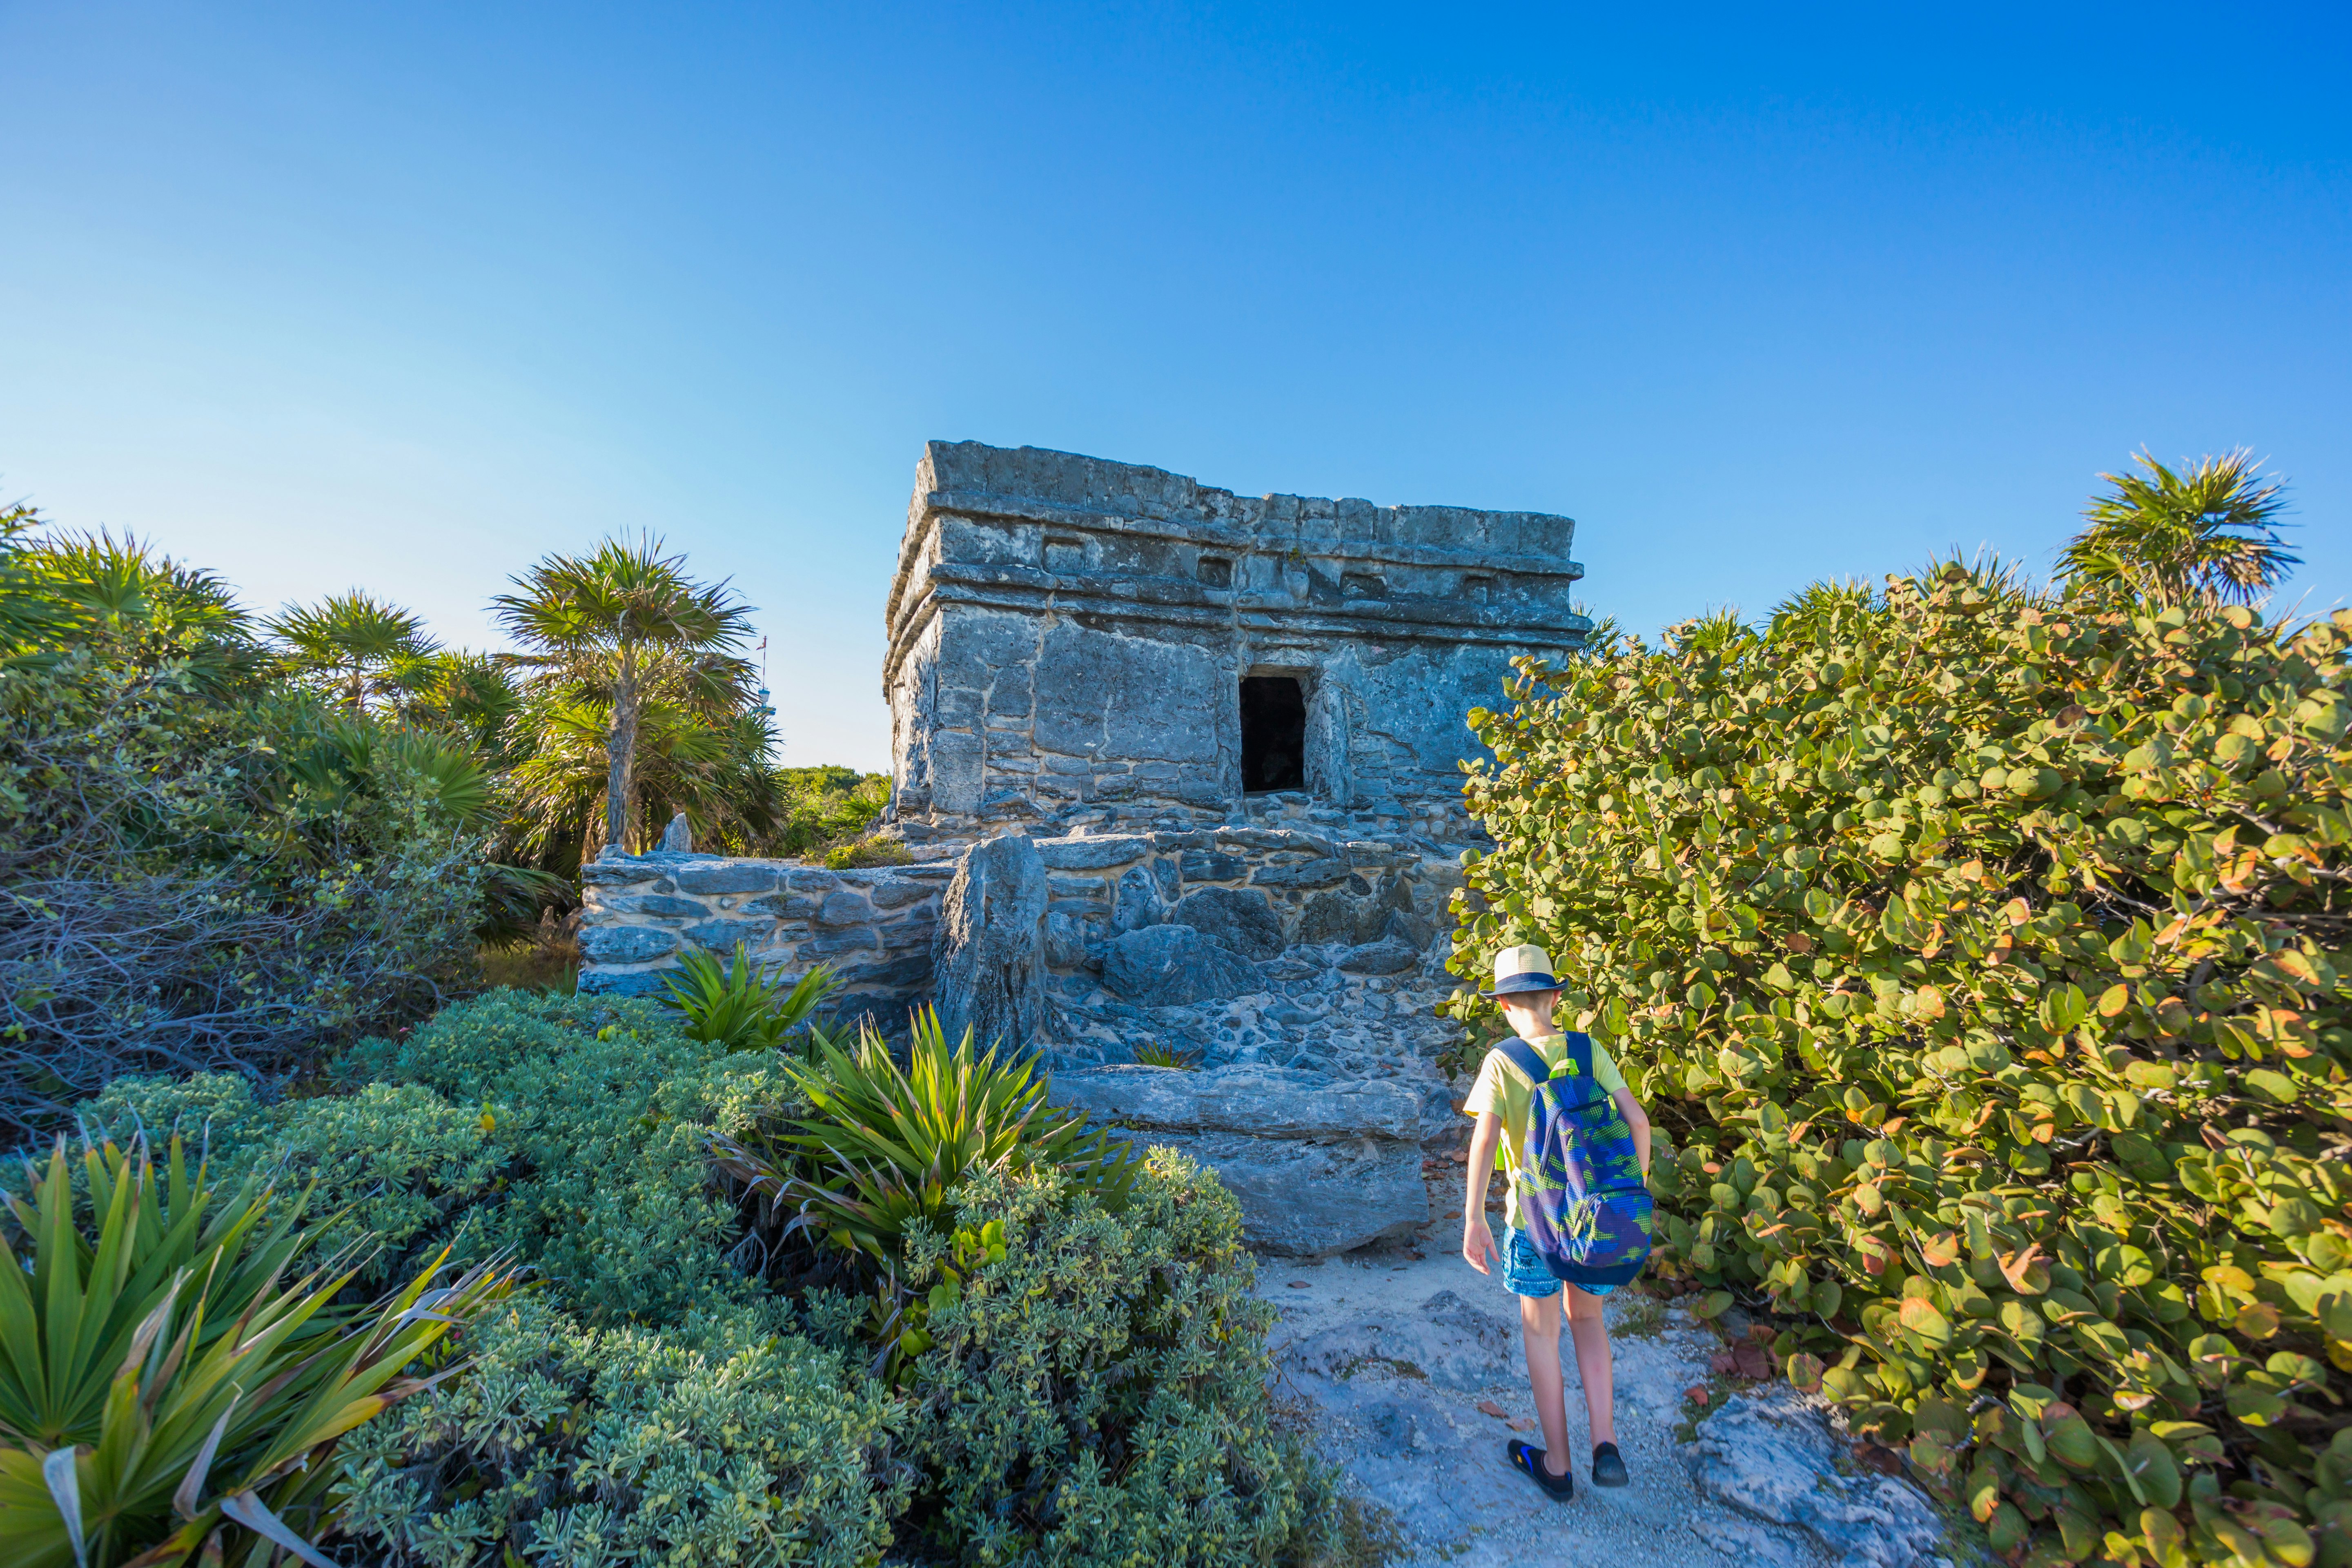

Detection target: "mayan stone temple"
[580, 441, 1590, 1254]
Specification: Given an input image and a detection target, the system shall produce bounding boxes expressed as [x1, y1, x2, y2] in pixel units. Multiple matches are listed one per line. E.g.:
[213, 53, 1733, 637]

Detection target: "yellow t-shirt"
[1461, 1033, 1628, 1230]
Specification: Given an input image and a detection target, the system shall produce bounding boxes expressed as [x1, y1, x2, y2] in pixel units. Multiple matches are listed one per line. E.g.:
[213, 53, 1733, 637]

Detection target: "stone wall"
[575, 852, 954, 1011]
[884, 442, 1588, 832]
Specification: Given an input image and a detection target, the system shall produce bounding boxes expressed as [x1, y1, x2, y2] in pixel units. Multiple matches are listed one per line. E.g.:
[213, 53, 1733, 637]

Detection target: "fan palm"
[491, 539, 755, 855]
[2057, 449, 2297, 608]
[0, 519, 261, 691]
[266, 591, 438, 711]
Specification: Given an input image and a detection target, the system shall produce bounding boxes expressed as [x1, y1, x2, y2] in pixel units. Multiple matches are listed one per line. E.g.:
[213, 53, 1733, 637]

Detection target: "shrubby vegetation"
[1453, 551, 2348, 1566]
[66, 993, 1340, 1567]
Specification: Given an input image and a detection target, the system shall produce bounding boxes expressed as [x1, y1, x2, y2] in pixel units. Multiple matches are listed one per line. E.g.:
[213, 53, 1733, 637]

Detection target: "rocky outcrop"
[931, 833, 1053, 1053]
[1098, 924, 1263, 1007]
[1049, 1065, 1426, 1254]
[1685, 1387, 1950, 1568]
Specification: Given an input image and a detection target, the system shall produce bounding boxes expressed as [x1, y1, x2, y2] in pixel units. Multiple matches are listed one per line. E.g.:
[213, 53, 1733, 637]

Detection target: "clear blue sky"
[3, 3, 2345, 771]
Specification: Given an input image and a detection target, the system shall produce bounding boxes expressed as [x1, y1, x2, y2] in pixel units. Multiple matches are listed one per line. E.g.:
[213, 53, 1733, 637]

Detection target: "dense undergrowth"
[1452, 561, 2350, 1568]
[61, 992, 1339, 1567]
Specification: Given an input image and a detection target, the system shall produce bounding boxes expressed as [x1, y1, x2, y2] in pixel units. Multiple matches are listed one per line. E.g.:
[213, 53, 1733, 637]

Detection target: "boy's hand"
[1463, 1216, 1499, 1275]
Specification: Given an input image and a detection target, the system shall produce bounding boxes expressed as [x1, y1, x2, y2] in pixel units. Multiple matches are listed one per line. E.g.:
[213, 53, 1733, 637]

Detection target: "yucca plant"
[657, 943, 838, 1052]
[1129, 1042, 1201, 1071]
[0, 1134, 506, 1568]
[711, 1008, 1137, 1372]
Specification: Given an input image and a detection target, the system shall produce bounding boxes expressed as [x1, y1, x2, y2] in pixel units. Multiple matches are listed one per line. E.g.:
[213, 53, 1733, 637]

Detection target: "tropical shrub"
[1452, 563, 2349, 1568]
[0, 653, 492, 1137]
[89, 992, 793, 1323]
[332, 1294, 904, 1568]
[824, 834, 913, 870]
[0, 1134, 504, 1568]
[770, 766, 888, 860]
[713, 1008, 1138, 1363]
[658, 942, 839, 1051]
[891, 1153, 1338, 1567]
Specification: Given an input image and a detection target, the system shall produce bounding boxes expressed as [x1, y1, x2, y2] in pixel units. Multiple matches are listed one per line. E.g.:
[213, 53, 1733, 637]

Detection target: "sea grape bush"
[1451, 561, 2350, 1568]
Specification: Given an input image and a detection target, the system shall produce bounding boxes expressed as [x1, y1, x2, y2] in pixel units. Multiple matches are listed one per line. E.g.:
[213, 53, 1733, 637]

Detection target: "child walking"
[1461, 944, 1653, 1500]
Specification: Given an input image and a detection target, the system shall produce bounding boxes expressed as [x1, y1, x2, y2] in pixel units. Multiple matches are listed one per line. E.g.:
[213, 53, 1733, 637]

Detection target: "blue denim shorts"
[1505, 1227, 1617, 1301]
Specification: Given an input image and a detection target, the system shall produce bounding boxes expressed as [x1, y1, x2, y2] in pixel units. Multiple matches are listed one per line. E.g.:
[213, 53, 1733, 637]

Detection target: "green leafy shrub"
[1454, 565, 2349, 1568]
[332, 1294, 904, 1568]
[824, 834, 912, 870]
[770, 766, 889, 859]
[891, 1152, 1338, 1567]
[658, 942, 839, 1051]
[714, 1007, 1138, 1371]
[0, 1134, 504, 1568]
[86, 991, 793, 1323]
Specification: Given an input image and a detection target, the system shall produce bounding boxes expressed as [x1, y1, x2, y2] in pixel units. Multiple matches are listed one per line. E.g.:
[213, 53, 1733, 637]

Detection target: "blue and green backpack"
[1498, 1033, 1653, 1288]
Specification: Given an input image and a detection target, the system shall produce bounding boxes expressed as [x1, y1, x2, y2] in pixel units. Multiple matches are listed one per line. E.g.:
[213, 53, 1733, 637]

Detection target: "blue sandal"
[1507, 1438, 1576, 1500]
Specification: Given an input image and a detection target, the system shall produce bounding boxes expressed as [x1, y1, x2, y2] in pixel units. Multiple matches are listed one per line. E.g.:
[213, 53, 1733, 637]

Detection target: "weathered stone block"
[786, 869, 841, 891]
[579, 926, 677, 964]
[816, 890, 872, 926]
[932, 834, 1054, 1054]
[614, 894, 709, 918]
[576, 967, 672, 997]
[809, 928, 879, 955]
[742, 893, 820, 919]
[1339, 936, 1421, 975]
[1251, 857, 1354, 891]
[867, 878, 930, 909]
[1180, 849, 1248, 882]
[673, 864, 780, 895]
[1099, 924, 1263, 1007]
[1111, 863, 1164, 934]
[684, 918, 770, 952]
[1171, 887, 1284, 961]
[1035, 834, 1153, 870]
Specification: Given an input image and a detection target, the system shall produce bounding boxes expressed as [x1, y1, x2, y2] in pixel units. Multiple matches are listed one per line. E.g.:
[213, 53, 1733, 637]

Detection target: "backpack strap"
[1561, 1031, 1596, 1082]
[1494, 1036, 1553, 1090]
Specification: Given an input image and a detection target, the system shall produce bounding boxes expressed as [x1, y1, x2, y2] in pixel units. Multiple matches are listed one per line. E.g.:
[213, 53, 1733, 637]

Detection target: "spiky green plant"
[0, 1135, 506, 1568]
[1130, 1042, 1202, 1070]
[712, 1008, 1138, 1372]
[658, 944, 838, 1052]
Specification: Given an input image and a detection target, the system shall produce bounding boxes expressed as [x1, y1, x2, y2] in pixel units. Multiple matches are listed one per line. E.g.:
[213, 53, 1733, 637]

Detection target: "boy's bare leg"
[1517, 1292, 1572, 1475]
[1564, 1285, 1615, 1445]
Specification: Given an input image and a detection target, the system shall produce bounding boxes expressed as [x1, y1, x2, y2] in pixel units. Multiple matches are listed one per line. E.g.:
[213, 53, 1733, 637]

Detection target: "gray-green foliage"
[333, 1295, 903, 1568]
[895, 1153, 1336, 1567]
[86, 991, 793, 1319]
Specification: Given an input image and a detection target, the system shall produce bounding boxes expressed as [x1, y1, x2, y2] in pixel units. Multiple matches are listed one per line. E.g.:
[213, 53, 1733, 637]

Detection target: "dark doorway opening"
[1241, 676, 1307, 793]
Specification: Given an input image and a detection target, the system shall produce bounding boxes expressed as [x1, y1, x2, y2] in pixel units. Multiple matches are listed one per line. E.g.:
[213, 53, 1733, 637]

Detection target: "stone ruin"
[579, 442, 1589, 1255]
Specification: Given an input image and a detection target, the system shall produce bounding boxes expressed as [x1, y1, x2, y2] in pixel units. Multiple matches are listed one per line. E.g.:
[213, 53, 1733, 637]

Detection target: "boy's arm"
[1614, 1088, 1652, 1176]
[1461, 1110, 1504, 1274]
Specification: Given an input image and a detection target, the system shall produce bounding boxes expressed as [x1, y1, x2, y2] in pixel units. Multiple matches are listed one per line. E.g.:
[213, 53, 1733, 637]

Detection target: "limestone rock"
[579, 925, 677, 964]
[1049, 1065, 1425, 1253]
[673, 863, 780, 895]
[1098, 925, 1263, 1008]
[1048, 1063, 1419, 1139]
[1281, 1289, 1517, 1390]
[660, 812, 692, 852]
[1686, 1387, 1949, 1568]
[1035, 834, 1154, 870]
[1339, 935, 1421, 975]
[1170, 886, 1284, 960]
[931, 833, 1054, 1053]
[1146, 1129, 1423, 1254]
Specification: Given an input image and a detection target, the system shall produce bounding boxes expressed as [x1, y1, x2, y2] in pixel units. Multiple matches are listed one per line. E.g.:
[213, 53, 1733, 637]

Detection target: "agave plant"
[711, 1008, 1136, 1366]
[658, 943, 839, 1052]
[0, 1135, 506, 1568]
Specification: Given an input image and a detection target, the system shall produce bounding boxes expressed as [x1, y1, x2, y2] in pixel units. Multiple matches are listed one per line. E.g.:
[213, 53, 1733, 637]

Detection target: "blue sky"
[2, 3, 2345, 771]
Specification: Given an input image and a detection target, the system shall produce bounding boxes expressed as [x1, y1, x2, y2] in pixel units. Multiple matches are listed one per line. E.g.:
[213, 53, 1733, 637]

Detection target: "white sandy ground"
[1253, 1194, 1971, 1568]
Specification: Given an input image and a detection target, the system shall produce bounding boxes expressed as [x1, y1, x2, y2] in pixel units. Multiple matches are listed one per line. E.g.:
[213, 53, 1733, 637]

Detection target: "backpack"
[1496, 1034, 1653, 1288]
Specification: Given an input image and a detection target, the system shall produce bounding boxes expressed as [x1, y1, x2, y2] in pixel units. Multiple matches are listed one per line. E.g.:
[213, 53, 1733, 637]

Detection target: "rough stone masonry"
[580, 441, 1592, 1255]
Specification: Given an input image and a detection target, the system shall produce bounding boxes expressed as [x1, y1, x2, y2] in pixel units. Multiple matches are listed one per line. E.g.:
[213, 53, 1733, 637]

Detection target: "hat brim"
[1485, 972, 1559, 996]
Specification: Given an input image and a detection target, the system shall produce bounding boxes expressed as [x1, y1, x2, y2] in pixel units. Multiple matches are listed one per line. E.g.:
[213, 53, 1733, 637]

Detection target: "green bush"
[1454, 564, 2349, 1568]
[87, 991, 793, 1322]
[893, 1152, 1336, 1567]
[332, 1294, 903, 1568]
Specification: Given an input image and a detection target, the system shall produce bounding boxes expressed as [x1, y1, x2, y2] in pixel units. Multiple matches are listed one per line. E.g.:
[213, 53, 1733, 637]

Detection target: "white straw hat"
[1485, 944, 1559, 996]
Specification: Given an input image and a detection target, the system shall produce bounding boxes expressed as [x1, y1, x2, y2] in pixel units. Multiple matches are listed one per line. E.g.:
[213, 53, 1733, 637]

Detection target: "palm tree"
[268, 590, 439, 710]
[2057, 450, 2297, 608]
[491, 538, 756, 854]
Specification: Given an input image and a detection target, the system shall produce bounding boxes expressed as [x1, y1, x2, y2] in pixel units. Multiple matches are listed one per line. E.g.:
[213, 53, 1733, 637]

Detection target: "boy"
[1461, 943, 1652, 1500]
